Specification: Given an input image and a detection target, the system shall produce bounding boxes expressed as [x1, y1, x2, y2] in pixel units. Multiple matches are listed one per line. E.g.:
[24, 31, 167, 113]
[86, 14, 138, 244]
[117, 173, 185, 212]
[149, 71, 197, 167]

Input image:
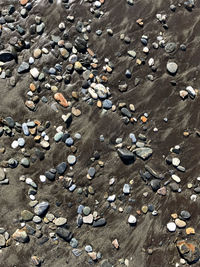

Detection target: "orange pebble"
[20, 0, 28, 5]
[141, 116, 147, 123]
[30, 83, 36, 92]
[54, 93, 69, 107]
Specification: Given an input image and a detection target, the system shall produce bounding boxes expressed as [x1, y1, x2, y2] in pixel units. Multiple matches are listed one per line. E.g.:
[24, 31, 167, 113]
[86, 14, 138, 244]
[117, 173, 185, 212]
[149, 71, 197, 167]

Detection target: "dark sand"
[0, 0, 200, 266]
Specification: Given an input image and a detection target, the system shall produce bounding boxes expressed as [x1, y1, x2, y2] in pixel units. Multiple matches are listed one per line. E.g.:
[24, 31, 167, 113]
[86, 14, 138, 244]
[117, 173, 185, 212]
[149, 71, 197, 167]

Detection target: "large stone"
[117, 148, 135, 162]
[56, 227, 72, 242]
[166, 62, 178, 75]
[34, 201, 49, 216]
[133, 147, 153, 160]
[12, 228, 29, 243]
[0, 50, 14, 62]
[177, 240, 200, 264]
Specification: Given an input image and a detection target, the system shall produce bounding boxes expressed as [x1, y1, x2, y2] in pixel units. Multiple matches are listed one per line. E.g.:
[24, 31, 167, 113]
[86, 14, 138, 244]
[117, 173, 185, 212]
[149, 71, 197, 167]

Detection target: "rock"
[56, 227, 72, 242]
[54, 132, 63, 142]
[121, 108, 132, 118]
[70, 238, 78, 248]
[12, 228, 29, 243]
[18, 138, 25, 147]
[186, 227, 195, 235]
[172, 158, 180, 167]
[20, 158, 30, 167]
[33, 49, 42, 59]
[150, 179, 160, 191]
[74, 36, 87, 52]
[123, 184, 130, 194]
[67, 155, 76, 165]
[175, 219, 186, 228]
[166, 62, 178, 75]
[102, 99, 112, 109]
[172, 174, 181, 183]
[30, 68, 39, 79]
[83, 214, 93, 224]
[0, 168, 6, 181]
[0, 234, 6, 247]
[177, 240, 200, 264]
[0, 51, 14, 62]
[45, 171, 56, 181]
[127, 50, 136, 58]
[88, 167, 96, 178]
[34, 201, 49, 216]
[83, 206, 91, 216]
[133, 147, 153, 160]
[54, 93, 69, 107]
[93, 218, 106, 227]
[21, 210, 34, 221]
[54, 217, 67, 226]
[99, 259, 113, 267]
[186, 86, 196, 98]
[40, 140, 50, 149]
[167, 222, 176, 232]
[165, 42, 176, 53]
[180, 210, 191, 220]
[56, 162, 67, 175]
[18, 62, 30, 73]
[25, 100, 35, 111]
[128, 215, 137, 224]
[117, 148, 135, 162]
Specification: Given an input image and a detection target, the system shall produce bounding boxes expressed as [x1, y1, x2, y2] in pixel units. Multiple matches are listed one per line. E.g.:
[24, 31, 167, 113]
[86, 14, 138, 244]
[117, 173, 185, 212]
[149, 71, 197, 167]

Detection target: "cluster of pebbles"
[0, 0, 199, 266]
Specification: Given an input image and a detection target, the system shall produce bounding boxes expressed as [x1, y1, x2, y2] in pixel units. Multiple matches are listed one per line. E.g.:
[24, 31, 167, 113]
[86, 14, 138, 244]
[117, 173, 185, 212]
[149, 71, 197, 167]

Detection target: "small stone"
[12, 228, 29, 243]
[34, 201, 49, 216]
[93, 218, 106, 227]
[67, 155, 76, 165]
[128, 215, 137, 225]
[117, 148, 135, 162]
[180, 210, 191, 220]
[123, 184, 130, 194]
[40, 140, 50, 149]
[167, 222, 176, 232]
[141, 205, 148, 214]
[0, 168, 6, 181]
[56, 162, 67, 175]
[88, 167, 96, 178]
[186, 227, 195, 235]
[133, 147, 153, 160]
[0, 234, 6, 247]
[30, 68, 39, 79]
[172, 174, 181, 183]
[25, 100, 35, 111]
[33, 49, 42, 59]
[56, 227, 72, 242]
[172, 158, 180, 167]
[112, 239, 119, 249]
[175, 218, 186, 228]
[54, 93, 69, 107]
[18, 62, 29, 73]
[20, 158, 30, 167]
[18, 138, 25, 147]
[54, 217, 67, 226]
[54, 132, 63, 142]
[166, 62, 178, 75]
[165, 42, 176, 53]
[102, 99, 112, 109]
[83, 206, 91, 216]
[21, 210, 34, 221]
[83, 214, 93, 224]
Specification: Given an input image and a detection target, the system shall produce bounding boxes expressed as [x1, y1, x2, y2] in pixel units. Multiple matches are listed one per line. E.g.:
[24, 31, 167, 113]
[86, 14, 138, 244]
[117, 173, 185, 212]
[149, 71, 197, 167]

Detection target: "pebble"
[180, 210, 191, 220]
[11, 140, 19, 149]
[166, 62, 178, 75]
[0, 168, 6, 181]
[34, 201, 49, 216]
[67, 155, 76, 165]
[128, 215, 137, 225]
[172, 158, 180, 167]
[175, 218, 186, 228]
[83, 214, 93, 224]
[123, 184, 130, 194]
[12, 228, 29, 243]
[0, 234, 6, 247]
[167, 222, 176, 232]
[88, 167, 96, 177]
[18, 138, 25, 147]
[20, 158, 30, 167]
[172, 174, 181, 183]
[54, 217, 67, 226]
[22, 123, 29, 136]
[133, 147, 153, 160]
[83, 206, 91, 216]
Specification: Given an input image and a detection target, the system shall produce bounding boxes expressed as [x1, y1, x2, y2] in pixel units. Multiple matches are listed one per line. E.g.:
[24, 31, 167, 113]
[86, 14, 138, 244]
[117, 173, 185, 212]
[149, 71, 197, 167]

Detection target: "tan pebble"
[112, 239, 119, 249]
[25, 100, 35, 111]
[129, 104, 135, 112]
[183, 131, 190, 137]
[87, 48, 95, 57]
[74, 61, 83, 71]
[119, 207, 123, 212]
[171, 213, 178, 219]
[72, 107, 81, 117]
[175, 218, 186, 228]
[29, 127, 36, 135]
[33, 49, 42, 59]
[98, 160, 104, 167]
[88, 252, 97, 261]
[136, 210, 141, 215]
[136, 59, 142, 65]
[112, 105, 116, 111]
[106, 65, 112, 73]
[51, 86, 58, 93]
[179, 90, 188, 99]
[30, 83, 36, 92]
[97, 100, 102, 108]
[72, 91, 79, 100]
[20, 0, 28, 5]
[186, 227, 195, 235]
[136, 18, 144, 26]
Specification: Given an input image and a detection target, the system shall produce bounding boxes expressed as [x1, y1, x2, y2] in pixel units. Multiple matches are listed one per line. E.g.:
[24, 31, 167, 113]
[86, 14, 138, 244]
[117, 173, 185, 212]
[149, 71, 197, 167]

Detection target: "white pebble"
[40, 175, 46, 183]
[128, 215, 137, 224]
[167, 222, 176, 232]
[29, 195, 35, 200]
[11, 140, 19, 149]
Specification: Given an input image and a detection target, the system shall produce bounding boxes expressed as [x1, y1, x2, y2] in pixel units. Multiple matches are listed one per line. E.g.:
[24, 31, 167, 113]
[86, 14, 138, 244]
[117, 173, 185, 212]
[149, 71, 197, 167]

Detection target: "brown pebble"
[112, 239, 119, 249]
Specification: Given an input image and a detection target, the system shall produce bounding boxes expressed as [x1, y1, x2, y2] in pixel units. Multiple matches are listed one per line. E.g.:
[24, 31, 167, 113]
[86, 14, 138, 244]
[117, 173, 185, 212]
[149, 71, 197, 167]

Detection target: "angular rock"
[56, 227, 72, 242]
[177, 240, 200, 264]
[34, 201, 49, 216]
[133, 147, 153, 160]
